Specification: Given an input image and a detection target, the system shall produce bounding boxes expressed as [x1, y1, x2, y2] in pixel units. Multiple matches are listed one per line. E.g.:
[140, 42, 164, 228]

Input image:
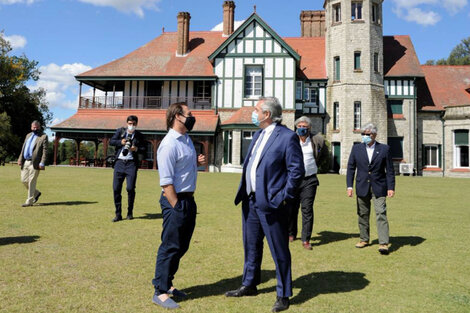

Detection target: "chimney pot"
[177, 12, 191, 56]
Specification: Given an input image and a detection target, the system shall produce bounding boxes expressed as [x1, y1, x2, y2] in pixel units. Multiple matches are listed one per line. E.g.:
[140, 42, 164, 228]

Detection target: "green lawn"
[1, 165, 470, 313]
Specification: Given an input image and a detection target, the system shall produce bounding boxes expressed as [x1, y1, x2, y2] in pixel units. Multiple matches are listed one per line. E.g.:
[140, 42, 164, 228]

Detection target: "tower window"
[354, 52, 361, 70]
[334, 56, 341, 81]
[372, 3, 379, 23]
[333, 3, 341, 23]
[374, 53, 379, 73]
[333, 102, 340, 130]
[351, 1, 363, 20]
[354, 101, 361, 130]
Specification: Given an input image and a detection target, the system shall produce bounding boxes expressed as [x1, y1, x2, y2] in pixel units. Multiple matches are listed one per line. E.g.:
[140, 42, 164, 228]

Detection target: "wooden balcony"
[79, 96, 212, 110]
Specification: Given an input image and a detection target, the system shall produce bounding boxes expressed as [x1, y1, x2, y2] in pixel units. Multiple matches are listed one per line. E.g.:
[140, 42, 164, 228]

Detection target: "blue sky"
[1, 0, 469, 129]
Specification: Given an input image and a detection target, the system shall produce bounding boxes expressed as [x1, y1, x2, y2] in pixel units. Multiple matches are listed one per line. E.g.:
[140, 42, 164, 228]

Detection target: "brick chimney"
[300, 10, 325, 37]
[177, 12, 191, 56]
[223, 1, 236, 37]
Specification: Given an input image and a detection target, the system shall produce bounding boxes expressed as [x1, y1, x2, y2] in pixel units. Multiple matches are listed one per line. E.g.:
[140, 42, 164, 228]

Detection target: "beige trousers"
[21, 160, 40, 205]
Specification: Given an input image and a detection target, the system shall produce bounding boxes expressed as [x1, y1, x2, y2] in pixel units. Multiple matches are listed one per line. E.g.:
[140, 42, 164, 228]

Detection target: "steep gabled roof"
[384, 35, 424, 78]
[284, 37, 326, 80]
[76, 32, 226, 81]
[51, 109, 219, 134]
[419, 65, 470, 111]
[208, 13, 300, 62]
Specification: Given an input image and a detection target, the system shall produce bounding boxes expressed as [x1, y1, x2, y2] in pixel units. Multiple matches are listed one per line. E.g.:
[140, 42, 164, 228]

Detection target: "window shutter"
[422, 144, 426, 168]
[455, 130, 469, 145]
[438, 144, 442, 168]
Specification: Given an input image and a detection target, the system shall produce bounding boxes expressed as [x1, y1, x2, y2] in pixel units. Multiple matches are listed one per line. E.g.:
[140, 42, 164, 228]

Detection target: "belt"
[24, 159, 32, 161]
[163, 192, 194, 199]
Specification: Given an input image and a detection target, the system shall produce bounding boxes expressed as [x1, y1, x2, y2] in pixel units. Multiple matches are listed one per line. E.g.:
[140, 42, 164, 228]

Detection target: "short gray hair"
[31, 120, 41, 127]
[294, 116, 312, 129]
[361, 122, 377, 134]
[259, 97, 283, 123]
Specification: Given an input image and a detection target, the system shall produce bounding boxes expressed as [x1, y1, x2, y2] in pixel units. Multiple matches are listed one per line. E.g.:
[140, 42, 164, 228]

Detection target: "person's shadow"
[0, 235, 40, 246]
[136, 213, 162, 220]
[371, 236, 426, 254]
[311, 231, 358, 247]
[178, 269, 369, 305]
[36, 201, 98, 206]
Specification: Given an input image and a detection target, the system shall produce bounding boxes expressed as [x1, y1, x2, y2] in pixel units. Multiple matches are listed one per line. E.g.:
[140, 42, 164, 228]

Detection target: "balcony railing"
[79, 96, 212, 110]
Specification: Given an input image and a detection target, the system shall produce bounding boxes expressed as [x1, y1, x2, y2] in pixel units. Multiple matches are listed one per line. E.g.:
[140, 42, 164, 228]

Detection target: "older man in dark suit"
[17, 120, 48, 207]
[346, 123, 395, 255]
[225, 97, 304, 312]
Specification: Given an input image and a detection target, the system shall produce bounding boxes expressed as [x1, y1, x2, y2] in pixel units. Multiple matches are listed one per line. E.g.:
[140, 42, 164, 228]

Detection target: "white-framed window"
[372, 2, 380, 24]
[354, 51, 361, 70]
[333, 102, 340, 130]
[424, 145, 440, 167]
[351, 1, 363, 20]
[354, 101, 361, 130]
[244, 66, 263, 98]
[333, 3, 341, 23]
[454, 130, 469, 168]
[295, 81, 303, 100]
[304, 87, 318, 106]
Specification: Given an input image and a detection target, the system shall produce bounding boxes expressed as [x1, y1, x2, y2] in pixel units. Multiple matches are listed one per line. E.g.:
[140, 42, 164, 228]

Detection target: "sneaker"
[152, 293, 179, 309]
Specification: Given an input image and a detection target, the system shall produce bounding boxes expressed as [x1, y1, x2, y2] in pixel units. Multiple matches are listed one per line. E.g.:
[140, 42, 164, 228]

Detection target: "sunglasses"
[361, 133, 372, 136]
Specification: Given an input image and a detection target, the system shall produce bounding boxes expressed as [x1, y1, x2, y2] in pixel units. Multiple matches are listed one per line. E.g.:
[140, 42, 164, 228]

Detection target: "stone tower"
[324, 0, 386, 174]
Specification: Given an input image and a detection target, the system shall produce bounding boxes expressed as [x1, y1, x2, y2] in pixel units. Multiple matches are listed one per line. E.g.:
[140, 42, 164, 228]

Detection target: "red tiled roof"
[77, 32, 227, 78]
[51, 109, 219, 134]
[383, 35, 424, 77]
[221, 107, 255, 125]
[284, 37, 326, 80]
[419, 65, 470, 111]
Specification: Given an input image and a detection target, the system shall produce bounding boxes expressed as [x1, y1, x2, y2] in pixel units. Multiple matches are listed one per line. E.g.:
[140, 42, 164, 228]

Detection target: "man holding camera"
[110, 115, 146, 222]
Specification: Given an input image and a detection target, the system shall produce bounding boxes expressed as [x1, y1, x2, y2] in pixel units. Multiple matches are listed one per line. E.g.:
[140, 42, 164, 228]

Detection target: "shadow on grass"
[36, 201, 98, 206]
[0, 235, 40, 246]
[136, 213, 162, 220]
[311, 231, 359, 247]
[290, 271, 369, 305]
[179, 270, 276, 301]
[371, 236, 426, 254]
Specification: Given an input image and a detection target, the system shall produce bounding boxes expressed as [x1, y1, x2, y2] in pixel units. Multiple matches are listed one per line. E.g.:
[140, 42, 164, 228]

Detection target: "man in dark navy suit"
[225, 97, 304, 312]
[346, 123, 395, 255]
[109, 115, 146, 222]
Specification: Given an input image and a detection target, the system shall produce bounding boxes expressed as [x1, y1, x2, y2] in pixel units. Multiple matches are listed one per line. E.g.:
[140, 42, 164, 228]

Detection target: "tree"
[0, 31, 52, 162]
[424, 36, 470, 65]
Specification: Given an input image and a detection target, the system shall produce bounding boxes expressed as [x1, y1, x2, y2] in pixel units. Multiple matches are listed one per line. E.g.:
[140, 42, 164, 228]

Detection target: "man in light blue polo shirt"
[151, 102, 205, 309]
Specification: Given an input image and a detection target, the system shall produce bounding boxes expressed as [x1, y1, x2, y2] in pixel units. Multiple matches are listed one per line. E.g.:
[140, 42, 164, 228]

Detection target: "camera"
[122, 138, 133, 156]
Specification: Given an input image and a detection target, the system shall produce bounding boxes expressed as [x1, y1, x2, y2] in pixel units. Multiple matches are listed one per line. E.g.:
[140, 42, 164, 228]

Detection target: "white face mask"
[128, 125, 136, 132]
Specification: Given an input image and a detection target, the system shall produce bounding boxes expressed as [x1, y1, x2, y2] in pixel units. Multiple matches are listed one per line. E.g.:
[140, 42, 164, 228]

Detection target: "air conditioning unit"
[399, 163, 414, 175]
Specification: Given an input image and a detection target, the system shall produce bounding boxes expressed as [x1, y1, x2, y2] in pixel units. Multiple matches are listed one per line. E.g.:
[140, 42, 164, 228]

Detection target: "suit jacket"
[310, 133, 328, 165]
[18, 132, 48, 170]
[109, 128, 147, 165]
[346, 142, 395, 198]
[235, 124, 305, 210]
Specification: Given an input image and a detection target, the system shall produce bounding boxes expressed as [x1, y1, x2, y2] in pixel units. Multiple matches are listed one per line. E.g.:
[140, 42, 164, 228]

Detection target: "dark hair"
[166, 102, 187, 130]
[127, 115, 138, 124]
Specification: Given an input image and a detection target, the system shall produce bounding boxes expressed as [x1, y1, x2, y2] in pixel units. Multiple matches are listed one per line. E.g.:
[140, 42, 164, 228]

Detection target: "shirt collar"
[169, 128, 185, 139]
[366, 141, 376, 150]
[263, 123, 276, 135]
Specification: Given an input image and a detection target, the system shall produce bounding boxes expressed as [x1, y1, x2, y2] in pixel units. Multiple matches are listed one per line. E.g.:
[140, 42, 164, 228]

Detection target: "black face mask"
[33, 129, 40, 135]
[183, 116, 196, 132]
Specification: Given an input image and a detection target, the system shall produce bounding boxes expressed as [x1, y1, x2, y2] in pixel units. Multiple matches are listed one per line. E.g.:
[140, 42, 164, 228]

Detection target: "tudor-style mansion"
[51, 0, 470, 177]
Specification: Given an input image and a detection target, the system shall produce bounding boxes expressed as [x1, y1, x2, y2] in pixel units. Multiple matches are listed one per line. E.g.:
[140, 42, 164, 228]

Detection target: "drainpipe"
[441, 110, 445, 176]
[413, 78, 418, 175]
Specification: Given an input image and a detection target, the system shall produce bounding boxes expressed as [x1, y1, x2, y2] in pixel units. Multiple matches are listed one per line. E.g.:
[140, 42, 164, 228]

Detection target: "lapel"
[243, 129, 262, 170]
[359, 143, 368, 164]
[370, 142, 381, 164]
[258, 124, 280, 164]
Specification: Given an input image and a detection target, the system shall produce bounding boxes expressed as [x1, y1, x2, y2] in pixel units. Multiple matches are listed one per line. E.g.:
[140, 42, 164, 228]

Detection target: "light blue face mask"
[251, 111, 260, 126]
[362, 135, 372, 145]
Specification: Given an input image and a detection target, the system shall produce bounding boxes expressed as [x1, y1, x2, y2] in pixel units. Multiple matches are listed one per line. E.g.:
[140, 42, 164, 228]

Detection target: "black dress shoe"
[225, 285, 258, 297]
[272, 297, 290, 312]
[126, 214, 134, 220]
[33, 192, 41, 204]
[112, 215, 122, 222]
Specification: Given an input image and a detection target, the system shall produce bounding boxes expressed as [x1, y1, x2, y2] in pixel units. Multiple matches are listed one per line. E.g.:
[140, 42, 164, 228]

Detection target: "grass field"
[1, 165, 470, 313]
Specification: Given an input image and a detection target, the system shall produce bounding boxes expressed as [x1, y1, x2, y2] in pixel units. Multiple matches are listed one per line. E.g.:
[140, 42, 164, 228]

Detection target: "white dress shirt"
[248, 123, 276, 193]
[366, 142, 376, 163]
[300, 137, 318, 176]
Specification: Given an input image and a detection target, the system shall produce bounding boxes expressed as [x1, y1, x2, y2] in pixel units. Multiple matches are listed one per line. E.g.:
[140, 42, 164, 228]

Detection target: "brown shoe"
[355, 241, 369, 248]
[288, 236, 295, 242]
[378, 244, 389, 255]
[302, 241, 312, 250]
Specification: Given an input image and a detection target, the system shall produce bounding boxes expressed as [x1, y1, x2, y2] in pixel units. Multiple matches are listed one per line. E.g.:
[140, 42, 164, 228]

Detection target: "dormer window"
[351, 1, 363, 20]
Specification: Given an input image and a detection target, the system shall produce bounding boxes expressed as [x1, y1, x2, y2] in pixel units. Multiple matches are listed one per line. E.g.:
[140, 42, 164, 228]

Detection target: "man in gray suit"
[17, 120, 48, 207]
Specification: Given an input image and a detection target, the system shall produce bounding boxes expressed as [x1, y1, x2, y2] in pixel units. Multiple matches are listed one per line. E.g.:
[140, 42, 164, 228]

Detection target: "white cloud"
[29, 63, 92, 109]
[392, 0, 468, 25]
[78, 0, 161, 18]
[2, 34, 27, 49]
[0, 0, 35, 4]
[211, 20, 245, 32]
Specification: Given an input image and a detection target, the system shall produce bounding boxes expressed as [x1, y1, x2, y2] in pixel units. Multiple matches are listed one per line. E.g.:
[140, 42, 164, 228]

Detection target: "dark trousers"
[113, 159, 138, 216]
[242, 195, 292, 298]
[152, 193, 197, 294]
[287, 174, 318, 242]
